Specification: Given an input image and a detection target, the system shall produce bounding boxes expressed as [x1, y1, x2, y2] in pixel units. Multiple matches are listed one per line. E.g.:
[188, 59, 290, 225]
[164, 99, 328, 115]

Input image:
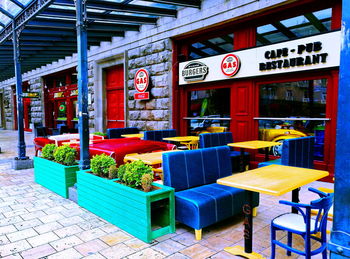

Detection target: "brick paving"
[0, 130, 333, 258]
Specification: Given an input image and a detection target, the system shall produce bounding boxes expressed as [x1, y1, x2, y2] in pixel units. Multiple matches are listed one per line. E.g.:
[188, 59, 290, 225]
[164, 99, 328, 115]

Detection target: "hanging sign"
[179, 31, 341, 85]
[134, 68, 150, 100]
[22, 92, 40, 98]
[59, 104, 66, 112]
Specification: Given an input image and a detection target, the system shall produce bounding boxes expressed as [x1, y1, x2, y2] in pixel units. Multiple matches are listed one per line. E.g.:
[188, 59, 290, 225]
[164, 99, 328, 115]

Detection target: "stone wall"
[127, 39, 172, 130]
[88, 61, 95, 129]
[3, 87, 13, 129]
[29, 77, 44, 125]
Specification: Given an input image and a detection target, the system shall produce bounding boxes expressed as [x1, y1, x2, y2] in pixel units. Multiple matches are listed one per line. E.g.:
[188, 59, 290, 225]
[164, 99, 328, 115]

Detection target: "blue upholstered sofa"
[199, 132, 250, 172]
[162, 146, 259, 240]
[143, 129, 177, 142]
[259, 136, 315, 168]
[106, 127, 139, 139]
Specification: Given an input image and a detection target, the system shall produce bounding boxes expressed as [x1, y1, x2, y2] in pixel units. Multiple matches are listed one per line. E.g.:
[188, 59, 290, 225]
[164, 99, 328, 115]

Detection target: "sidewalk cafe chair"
[259, 136, 315, 169]
[199, 132, 249, 172]
[271, 188, 333, 259]
[107, 127, 139, 139]
[143, 129, 177, 143]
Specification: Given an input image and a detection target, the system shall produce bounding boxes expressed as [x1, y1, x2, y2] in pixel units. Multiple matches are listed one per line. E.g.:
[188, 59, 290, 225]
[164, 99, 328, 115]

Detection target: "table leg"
[224, 191, 265, 259]
[240, 148, 245, 172]
[292, 188, 300, 214]
[264, 147, 269, 162]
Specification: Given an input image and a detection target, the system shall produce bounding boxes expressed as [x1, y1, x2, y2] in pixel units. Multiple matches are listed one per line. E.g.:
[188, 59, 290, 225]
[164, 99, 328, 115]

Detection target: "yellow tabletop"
[227, 140, 281, 150]
[162, 136, 199, 142]
[217, 164, 329, 196]
[124, 150, 180, 165]
[121, 133, 144, 138]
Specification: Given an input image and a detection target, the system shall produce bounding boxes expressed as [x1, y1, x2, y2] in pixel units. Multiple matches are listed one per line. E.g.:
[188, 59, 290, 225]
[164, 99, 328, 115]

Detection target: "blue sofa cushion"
[163, 146, 232, 192]
[143, 129, 177, 143]
[175, 183, 260, 229]
[107, 127, 139, 139]
[199, 132, 233, 148]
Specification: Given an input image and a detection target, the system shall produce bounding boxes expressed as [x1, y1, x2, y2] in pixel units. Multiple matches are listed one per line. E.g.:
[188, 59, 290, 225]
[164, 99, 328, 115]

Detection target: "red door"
[106, 65, 125, 128]
[23, 98, 32, 132]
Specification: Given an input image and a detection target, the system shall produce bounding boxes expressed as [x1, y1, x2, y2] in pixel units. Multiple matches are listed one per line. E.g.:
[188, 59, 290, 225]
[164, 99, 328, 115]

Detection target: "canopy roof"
[0, 0, 201, 82]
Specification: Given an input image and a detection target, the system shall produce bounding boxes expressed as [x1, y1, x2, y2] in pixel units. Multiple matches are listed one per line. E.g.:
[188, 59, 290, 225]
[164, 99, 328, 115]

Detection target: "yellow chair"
[180, 140, 199, 150]
[206, 126, 227, 133]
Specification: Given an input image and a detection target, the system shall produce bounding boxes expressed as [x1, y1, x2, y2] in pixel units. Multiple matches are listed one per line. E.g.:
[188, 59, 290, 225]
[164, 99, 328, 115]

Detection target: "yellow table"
[162, 136, 199, 142]
[228, 140, 282, 171]
[162, 136, 199, 150]
[124, 150, 180, 166]
[121, 133, 144, 139]
[217, 164, 329, 259]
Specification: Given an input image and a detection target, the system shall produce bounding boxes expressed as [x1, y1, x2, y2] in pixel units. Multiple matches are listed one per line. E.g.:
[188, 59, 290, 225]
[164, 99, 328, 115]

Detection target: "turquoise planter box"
[77, 170, 175, 243]
[34, 156, 79, 198]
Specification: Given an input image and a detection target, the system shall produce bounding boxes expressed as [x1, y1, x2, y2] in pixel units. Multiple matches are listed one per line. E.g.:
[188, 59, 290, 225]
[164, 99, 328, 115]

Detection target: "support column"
[329, 1, 350, 258]
[75, 0, 90, 169]
[12, 21, 32, 170]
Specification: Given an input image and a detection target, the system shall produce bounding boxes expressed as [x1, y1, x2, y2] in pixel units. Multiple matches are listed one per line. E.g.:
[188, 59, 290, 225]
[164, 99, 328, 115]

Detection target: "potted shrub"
[34, 144, 79, 198]
[77, 155, 175, 243]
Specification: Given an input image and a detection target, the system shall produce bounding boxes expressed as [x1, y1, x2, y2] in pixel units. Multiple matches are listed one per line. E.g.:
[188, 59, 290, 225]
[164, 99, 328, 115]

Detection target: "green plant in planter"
[109, 165, 118, 179]
[42, 144, 57, 161]
[54, 145, 77, 166]
[93, 132, 107, 137]
[90, 154, 116, 177]
[141, 173, 153, 192]
[118, 160, 154, 189]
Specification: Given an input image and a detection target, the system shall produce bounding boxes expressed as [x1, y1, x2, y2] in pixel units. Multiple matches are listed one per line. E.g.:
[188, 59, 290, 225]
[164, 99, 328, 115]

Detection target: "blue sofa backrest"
[199, 132, 233, 148]
[162, 146, 232, 192]
[107, 127, 139, 139]
[143, 129, 177, 142]
[281, 136, 314, 169]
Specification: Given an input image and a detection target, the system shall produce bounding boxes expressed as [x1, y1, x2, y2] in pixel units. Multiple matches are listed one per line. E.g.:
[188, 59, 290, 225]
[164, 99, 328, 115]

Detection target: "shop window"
[189, 34, 234, 60]
[55, 76, 66, 87]
[71, 73, 78, 85]
[258, 79, 327, 161]
[187, 88, 230, 135]
[256, 8, 332, 46]
[57, 101, 67, 121]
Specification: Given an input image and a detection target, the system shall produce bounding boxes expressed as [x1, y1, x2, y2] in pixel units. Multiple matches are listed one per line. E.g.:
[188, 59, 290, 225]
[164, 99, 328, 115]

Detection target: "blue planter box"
[33, 156, 79, 198]
[77, 170, 175, 243]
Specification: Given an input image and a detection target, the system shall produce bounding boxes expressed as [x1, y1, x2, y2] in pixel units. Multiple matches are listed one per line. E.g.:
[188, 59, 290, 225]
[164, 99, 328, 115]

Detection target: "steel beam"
[40, 8, 158, 24]
[329, 1, 350, 257]
[54, 0, 177, 17]
[9, 0, 26, 9]
[75, 0, 90, 170]
[145, 0, 201, 8]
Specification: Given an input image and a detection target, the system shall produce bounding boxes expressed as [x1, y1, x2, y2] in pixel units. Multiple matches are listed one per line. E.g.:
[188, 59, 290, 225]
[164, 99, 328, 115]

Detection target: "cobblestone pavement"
[0, 130, 333, 258]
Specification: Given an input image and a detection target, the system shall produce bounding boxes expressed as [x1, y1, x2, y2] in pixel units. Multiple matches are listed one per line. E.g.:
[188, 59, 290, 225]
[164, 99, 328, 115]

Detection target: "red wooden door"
[23, 98, 32, 132]
[106, 65, 125, 129]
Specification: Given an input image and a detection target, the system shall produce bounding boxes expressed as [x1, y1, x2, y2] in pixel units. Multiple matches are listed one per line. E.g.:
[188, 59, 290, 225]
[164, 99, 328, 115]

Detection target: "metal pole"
[329, 0, 350, 258]
[12, 21, 27, 160]
[75, 0, 90, 169]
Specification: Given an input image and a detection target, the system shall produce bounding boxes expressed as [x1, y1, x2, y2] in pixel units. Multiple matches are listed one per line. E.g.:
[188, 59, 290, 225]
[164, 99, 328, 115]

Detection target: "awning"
[0, 0, 201, 82]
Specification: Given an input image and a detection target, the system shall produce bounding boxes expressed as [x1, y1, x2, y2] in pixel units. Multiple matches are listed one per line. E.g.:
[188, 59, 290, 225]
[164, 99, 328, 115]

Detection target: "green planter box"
[34, 156, 79, 198]
[77, 170, 175, 243]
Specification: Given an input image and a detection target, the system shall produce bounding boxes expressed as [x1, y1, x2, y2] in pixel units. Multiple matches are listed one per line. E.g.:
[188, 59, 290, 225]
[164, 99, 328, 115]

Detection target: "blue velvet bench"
[143, 129, 177, 143]
[162, 146, 259, 240]
[107, 127, 139, 139]
[199, 132, 250, 172]
[259, 136, 315, 169]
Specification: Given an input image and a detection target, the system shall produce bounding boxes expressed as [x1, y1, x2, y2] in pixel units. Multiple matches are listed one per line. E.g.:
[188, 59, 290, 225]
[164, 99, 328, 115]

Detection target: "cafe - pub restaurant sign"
[179, 31, 340, 85]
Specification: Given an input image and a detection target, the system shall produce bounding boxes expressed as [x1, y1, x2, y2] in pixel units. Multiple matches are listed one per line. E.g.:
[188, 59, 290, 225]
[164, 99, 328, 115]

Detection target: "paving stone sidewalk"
[0, 130, 333, 258]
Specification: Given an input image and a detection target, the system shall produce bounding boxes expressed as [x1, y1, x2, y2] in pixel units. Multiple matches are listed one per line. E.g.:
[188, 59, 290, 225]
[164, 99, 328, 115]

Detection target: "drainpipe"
[329, 0, 350, 258]
[75, 0, 90, 169]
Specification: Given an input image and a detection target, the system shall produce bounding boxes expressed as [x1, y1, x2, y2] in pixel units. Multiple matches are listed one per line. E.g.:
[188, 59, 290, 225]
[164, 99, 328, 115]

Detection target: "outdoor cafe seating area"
[32, 127, 334, 258]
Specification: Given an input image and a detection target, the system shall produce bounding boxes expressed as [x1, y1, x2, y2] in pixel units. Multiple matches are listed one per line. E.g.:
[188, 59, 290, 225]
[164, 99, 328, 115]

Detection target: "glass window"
[189, 34, 234, 60]
[71, 74, 78, 85]
[258, 79, 327, 161]
[55, 76, 66, 87]
[188, 88, 230, 135]
[57, 101, 67, 120]
[256, 8, 332, 46]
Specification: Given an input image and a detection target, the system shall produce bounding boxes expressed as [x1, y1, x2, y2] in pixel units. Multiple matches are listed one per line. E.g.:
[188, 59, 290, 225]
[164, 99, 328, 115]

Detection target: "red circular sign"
[221, 54, 240, 77]
[134, 69, 149, 93]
